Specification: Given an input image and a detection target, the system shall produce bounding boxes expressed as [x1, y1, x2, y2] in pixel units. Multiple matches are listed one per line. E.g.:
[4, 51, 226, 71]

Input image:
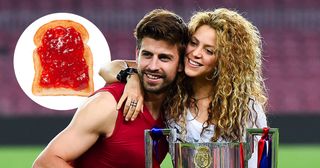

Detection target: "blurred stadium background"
[0, 0, 319, 167]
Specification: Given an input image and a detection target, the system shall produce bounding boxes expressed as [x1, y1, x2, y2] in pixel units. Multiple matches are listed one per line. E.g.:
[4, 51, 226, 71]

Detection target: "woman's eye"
[206, 49, 214, 55]
[189, 40, 197, 46]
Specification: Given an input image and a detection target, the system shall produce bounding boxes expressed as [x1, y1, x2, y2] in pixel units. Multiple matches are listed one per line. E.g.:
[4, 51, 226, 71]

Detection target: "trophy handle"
[245, 128, 279, 168]
[145, 128, 174, 168]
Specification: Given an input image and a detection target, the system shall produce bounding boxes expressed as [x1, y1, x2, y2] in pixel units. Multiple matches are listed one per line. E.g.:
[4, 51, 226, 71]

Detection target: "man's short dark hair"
[134, 9, 189, 61]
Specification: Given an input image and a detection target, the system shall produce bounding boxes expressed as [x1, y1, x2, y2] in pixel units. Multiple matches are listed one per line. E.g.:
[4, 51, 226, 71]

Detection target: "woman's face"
[184, 25, 218, 79]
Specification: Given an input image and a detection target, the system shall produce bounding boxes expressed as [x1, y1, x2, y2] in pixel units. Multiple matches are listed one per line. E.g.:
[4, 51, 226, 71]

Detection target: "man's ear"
[135, 48, 139, 61]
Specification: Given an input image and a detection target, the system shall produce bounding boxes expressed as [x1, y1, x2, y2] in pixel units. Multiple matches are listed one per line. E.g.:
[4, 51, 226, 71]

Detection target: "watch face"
[116, 68, 137, 83]
[116, 69, 127, 82]
[127, 68, 138, 74]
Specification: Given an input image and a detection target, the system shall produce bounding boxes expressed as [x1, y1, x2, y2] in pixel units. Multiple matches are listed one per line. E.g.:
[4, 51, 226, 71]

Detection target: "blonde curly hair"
[166, 8, 267, 142]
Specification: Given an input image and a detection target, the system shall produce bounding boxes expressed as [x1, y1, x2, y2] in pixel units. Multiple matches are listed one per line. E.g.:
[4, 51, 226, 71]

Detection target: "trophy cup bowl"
[173, 142, 245, 168]
[145, 128, 279, 168]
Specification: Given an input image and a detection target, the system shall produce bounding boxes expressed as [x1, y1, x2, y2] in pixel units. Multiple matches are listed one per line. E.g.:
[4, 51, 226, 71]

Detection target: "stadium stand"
[0, 0, 319, 116]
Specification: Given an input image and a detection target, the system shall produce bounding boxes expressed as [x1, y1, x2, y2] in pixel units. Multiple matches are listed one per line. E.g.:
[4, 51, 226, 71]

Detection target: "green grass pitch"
[0, 144, 319, 167]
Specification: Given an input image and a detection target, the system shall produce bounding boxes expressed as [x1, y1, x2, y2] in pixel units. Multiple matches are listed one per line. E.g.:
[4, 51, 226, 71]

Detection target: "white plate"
[13, 13, 111, 111]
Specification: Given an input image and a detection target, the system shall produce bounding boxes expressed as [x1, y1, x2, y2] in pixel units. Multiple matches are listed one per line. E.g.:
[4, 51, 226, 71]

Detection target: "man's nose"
[148, 57, 159, 70]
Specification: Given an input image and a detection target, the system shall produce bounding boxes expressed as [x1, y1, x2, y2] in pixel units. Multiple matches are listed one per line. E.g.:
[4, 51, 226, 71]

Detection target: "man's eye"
[160, 57, 170, 62]
[142, 52, 152, 57]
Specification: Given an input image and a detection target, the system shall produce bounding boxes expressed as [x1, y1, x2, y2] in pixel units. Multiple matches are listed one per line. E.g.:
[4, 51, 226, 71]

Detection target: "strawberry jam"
[37, 26, 89, 91]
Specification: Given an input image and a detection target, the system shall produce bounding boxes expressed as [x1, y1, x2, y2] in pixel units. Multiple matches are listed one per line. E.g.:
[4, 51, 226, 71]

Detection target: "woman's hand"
[117, 73, 144, 121]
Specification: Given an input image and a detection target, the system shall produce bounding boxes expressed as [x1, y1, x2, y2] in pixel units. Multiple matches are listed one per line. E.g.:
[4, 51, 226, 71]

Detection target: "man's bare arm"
[32, 92, 118, 168]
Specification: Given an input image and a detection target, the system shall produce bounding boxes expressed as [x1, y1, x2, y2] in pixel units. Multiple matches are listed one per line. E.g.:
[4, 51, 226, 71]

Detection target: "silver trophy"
[145, 128, 279, 168]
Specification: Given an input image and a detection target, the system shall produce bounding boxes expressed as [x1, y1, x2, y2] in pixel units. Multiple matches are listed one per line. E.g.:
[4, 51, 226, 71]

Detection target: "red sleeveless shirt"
[73, 83, 168, 168]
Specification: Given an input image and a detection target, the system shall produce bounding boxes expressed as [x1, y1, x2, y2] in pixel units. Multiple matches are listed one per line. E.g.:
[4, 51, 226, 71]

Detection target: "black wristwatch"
[116, 67, 138, 83]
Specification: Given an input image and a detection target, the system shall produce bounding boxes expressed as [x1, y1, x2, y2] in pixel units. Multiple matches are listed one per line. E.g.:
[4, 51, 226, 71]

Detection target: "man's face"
[136, 37, 181, 94]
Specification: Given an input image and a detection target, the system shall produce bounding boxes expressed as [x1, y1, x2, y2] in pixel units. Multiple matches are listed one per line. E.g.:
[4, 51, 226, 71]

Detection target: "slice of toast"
[32, 20, 93, 96]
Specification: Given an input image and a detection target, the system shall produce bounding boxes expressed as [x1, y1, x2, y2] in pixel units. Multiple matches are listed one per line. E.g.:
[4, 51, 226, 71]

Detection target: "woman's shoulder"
[248, 97, 267, 128]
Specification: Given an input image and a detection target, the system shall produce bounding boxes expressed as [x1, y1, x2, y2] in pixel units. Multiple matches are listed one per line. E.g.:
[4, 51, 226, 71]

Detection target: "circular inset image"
[14, 13, 110, 110]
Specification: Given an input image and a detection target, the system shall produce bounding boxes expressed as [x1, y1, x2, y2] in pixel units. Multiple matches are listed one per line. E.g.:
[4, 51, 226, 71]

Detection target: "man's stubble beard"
[139, 71, 174, 94]
[142, 80, 173, 94]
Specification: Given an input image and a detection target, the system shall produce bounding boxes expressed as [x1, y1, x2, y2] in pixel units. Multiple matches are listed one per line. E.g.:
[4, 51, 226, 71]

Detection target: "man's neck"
[143, 92, 167, 120]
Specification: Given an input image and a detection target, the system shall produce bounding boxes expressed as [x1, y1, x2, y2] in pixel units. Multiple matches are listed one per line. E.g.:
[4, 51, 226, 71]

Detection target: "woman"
[100, 8, 267, 166]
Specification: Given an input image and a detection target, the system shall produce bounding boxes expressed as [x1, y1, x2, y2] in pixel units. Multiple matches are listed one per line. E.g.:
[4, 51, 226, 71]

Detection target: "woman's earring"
[206, 67, 219, 80]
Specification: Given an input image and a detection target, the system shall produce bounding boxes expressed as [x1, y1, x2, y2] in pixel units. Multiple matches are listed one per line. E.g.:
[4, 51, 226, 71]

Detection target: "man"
[32, 9, 188, 168]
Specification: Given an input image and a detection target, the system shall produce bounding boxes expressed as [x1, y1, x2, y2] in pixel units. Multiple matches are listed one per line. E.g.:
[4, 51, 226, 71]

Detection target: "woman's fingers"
[125, 99, 138, 121]
[117, 93, 127, 110]
[130, 98, 143, 121]
[125, 98, 143, 121]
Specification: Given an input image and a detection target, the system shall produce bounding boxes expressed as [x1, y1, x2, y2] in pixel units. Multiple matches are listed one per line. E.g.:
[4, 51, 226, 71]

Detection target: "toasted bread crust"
[32, 20, 93, 96]
[33, 20, 89, 45]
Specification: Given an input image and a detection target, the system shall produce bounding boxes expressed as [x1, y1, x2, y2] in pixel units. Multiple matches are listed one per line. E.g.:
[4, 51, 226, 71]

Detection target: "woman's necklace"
[192, 95, 211, 101]
[190, 95, 210, 119]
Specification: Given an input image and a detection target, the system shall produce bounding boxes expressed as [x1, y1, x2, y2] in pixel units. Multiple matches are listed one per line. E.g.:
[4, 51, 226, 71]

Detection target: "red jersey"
[73, 83, 168, 168]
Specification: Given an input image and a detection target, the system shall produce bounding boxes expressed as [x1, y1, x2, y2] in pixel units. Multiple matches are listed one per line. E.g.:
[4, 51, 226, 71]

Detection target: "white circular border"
[13, 13, 110, 111]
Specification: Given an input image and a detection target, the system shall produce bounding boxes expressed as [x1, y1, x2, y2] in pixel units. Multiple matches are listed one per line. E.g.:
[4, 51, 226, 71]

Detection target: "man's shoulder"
[92, 82, 125, 101]
[74, 89, 118, 134]
[96, 82, 126, 93]
[79, 84, 122, 114]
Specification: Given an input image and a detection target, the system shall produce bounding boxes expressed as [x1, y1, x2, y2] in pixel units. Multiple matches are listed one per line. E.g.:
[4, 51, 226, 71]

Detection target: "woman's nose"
[192, 47, 202, 58]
